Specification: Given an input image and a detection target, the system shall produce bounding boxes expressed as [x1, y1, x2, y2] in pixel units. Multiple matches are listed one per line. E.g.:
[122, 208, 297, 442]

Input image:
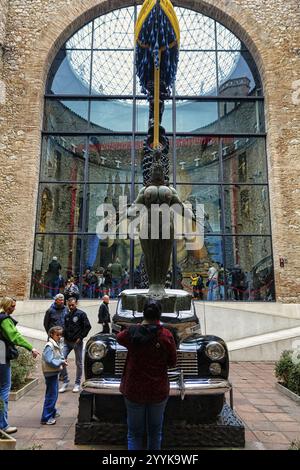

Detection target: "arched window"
[31, 4, 274, 301]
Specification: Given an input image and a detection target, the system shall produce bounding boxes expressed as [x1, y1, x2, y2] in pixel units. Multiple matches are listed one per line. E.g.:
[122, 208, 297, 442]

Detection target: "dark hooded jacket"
[43, 302, 67, 334]
[117, 322, 177, 403]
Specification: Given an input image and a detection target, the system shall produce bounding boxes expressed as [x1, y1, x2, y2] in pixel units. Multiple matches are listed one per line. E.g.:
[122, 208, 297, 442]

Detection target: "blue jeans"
[61, 340, 83, 385]
[87, 285, 96, 299]
[49, 279, 59, 298]
[124, 397, 168, 450]
[207, 279, 217, 301]
[41, 375, 59, 423]
[111, 278, 121, 299]
[0, 363, 11, 430]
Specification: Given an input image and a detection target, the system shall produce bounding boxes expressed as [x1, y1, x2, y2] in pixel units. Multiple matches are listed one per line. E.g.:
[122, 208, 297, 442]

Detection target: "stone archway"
[1, 0, 299, 301]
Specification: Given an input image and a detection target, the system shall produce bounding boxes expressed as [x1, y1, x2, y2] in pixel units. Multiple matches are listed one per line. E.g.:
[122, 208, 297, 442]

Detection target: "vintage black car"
[76, 289, 232, 446]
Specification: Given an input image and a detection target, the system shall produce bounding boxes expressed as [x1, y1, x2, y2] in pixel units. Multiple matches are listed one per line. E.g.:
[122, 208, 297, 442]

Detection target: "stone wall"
[0, 0, 299, 301]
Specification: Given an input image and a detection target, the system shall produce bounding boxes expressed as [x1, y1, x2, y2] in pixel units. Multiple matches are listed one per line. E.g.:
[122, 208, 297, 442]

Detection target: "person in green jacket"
[0, 297, 39, 434]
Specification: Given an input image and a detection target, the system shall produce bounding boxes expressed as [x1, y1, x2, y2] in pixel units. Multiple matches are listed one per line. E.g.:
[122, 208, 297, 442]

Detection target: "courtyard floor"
[8, 360, 300, 451]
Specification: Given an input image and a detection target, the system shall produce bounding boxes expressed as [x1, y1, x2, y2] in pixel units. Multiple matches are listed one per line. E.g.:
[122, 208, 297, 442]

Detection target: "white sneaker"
[72, 384, 80, 393]
[59, 383, 69, 393]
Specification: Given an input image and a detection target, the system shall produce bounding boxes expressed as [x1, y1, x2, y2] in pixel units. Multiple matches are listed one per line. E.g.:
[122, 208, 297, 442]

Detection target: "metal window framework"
[32, 3, 275, 301]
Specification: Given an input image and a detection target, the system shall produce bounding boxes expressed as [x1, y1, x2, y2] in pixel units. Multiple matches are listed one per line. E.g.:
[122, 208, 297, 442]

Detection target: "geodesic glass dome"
[65, 6, 242, 96]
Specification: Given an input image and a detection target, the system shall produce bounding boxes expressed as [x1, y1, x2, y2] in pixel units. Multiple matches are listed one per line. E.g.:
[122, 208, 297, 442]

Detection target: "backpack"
[0, 315, 19, 361]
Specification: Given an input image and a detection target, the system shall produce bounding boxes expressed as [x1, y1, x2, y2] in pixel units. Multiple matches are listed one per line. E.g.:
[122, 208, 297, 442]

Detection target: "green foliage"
[10, 347, 36, 390]
[0, 398, 4, 412]
[275, 350, 294, 385]
[275, 350, 300, 396]
[287, 364, 300, 396]
[289, 440, 300, 451]
[23, 443, 43, 450]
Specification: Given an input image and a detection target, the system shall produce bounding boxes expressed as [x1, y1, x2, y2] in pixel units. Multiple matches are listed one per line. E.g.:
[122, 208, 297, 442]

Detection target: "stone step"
[228, 326, 300, 361]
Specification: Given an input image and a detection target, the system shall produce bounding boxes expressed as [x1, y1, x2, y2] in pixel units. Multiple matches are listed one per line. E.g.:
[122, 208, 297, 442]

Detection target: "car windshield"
[118, 305, 195, 320]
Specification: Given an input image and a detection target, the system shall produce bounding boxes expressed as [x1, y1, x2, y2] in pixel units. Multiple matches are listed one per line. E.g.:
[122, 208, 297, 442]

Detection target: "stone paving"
[7, 360, 300, 450]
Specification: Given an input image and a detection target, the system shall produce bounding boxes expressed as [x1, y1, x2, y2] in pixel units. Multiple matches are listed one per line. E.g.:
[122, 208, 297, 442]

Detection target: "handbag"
[6, 343, 19, 361]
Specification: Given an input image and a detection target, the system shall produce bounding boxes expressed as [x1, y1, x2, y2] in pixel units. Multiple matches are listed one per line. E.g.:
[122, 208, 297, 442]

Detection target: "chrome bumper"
[83, 377, 231, 399]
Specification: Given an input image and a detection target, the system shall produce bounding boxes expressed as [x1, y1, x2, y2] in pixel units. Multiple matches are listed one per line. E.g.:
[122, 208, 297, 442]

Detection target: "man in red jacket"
[117, 299, 177, 450]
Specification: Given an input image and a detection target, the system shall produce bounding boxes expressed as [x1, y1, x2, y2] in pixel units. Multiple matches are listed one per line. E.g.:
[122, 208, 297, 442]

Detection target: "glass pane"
[224, 185, 270, 234]
[219, 100, 265, 133]
[176, 100, 218, 132]
[222, 137, 267, 183]
[218, 51, 263, 96]
[41, 136, 86, 181]
[91, 51, 134, 95]
[176, 52, 217, 96]
[224, 236, 274, 301]
[89, 100, 133, 132]
[31, 235, 81, 299]
[176, 7, 216, 50]
[216, 23, 241, 50]
[177, 235, 223, 299]
[36, 183, 84, 233]
[86, 183, 131, 234]
[176, 185, 221, 233]
[133, 239, 174, 290]
[133, 137, 174, 185]
[82, 236, 131, 298]
[175, 136, 219, 183]
[66, 22, 93, 49]
[136, 100, 172, 133]
[44, 99, 89, 132]
[47, 49, 91, 95]
[93, 7, 135, 49]
[89, 135, 133, 183]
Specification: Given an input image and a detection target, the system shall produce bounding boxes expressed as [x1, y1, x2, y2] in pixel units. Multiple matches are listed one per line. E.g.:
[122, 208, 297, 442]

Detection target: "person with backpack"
[117, 299, 177, 450]
[231, 264, 246, 301]
[196, 274, 204, 300]
[0, 297, 39, 434]
[41, 326, 67, 425]
[63, 278, 80, 303]
[47, 256, 62, 298]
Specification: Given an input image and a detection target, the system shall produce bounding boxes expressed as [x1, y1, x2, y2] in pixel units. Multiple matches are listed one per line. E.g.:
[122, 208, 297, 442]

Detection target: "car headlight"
[205, 341, 225, 361]
[88, 341, 107, 360]
[92, 362, 104, 375]
[209, 363, 222, 375]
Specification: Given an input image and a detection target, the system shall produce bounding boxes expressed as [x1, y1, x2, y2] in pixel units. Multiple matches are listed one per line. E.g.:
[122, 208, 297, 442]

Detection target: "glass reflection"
[37, 184, 84, 233]
[224, 236, 274, 301]
[41, 136, 86, 182]
[177, 235, 223, 300]
[218, 51, 263, 96]
[31, 235, 81, 299]
[176, 185, 221, 233]
[222, 137, 267, 183]
[35, 5, 270, 300]
[223, 185, 270, 234]
[175, 136, 219, 183]
[88, 135, 134, 182]
[91, 51, 134, 95]
[44, 100, 89, 132]
[47, 49, 91, 95]
[219, 100, 264, 133]
[176, 100, 218, 132]
[82, 236, 131, 298]
[136, 100, 172, 133]
[175, 52, 217, 96]
[86, 183, 131, 234]
[90, 100, 133, 132]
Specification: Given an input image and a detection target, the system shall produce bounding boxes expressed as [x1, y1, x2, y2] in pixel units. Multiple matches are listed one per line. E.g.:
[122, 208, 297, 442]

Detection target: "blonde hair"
[48, 326, 63, 338]
[0, 297, 16, 313]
